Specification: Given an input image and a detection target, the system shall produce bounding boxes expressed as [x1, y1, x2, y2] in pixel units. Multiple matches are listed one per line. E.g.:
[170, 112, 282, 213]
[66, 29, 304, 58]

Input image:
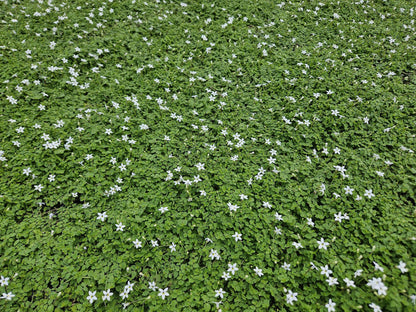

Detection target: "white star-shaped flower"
[1, 292, 15, 301]
[221, 271, 231, 280]
[0, 276, 9, 286]
[275, 212, 283, 221]
[159, 206, 168, 213]
[124, 281, 134, 293]
[364, 189, 375, 199]
[325, 299, 336, 312]
[254, 267, 264, 277]
[326, 276, 339, 286]
[227, 263, 238, 275]
[97, 212, 108, 222]
[86, 291, 97, 304]
[282, 262, 291, 271]
[115, 222, 125, 231]
[286, 290, 298, 305]
[215, 288, 226, 299]
[321, 265, 333, 277]
[343, 278, 356, 288]
[396, 261, 408, 273]
[158, 288, 169, 300]
[102, 289, 113, 301]
[195, 163, 205, 170]
[133, 239, 142, 248]
[232, 232, 242, 242]
[209, 249, 220, 260]
[148, 281, 157, 291]
[369, 303, 382, 312]
[373, 261, 384, 272]
[292, 242, 303, 249]
[317, 238, 329, 250]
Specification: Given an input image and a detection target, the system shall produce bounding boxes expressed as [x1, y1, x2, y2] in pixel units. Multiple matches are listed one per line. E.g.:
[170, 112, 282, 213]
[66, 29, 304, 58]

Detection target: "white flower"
[396, 261, 408, 273]
[254, 267, 263, 277]
[321, 265, 333, 277]
[369, 302, 382, 312]
[209, 249, 220, 260]
[373, 261, 384, 272]
[215, 288, 226, 299]
[86, 291, 97, 304]
[364, 189, 375, 199]
[221, 272, 230, 280]
[286, 290, 298, 305]
[149, 281, 157, 291]
[325, 299, 336, 312]
[227, 202, 239, 212]
[195, 163, 205, 170]
[158, 288, 169, 300]
[292, 242, 303, 249]
[159, 206, 168, 213]
[1, 292, 15, 301]
[133, 239, 142, 248]
[102, 289, 113, 301]
[139, 124, 149, 130]
[124, 281, 134, 293]
[344, 186, 354, 195]
[354, 270, 363, 278]
[97, 212, 108, 222]
[326, 276, 339, 286]
[343, 278, 356, 288]
[115, 222, 125, 231]
[232, 232, 242, 242]
[282, 262, 291, 271]
[23, 167, 32, 176]
[275, 212, 283, 221]
[119, 164, 126, 171]
[227, 263, 238, 275]
[317, 238, 329, 250]
[0, 276, 9, 286]
[239, 194, 248, 200]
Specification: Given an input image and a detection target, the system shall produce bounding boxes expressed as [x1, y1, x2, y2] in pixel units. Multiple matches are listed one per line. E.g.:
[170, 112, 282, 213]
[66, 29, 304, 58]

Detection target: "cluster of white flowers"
[0, 275, 15, 301]
[367, 277, 388, 296]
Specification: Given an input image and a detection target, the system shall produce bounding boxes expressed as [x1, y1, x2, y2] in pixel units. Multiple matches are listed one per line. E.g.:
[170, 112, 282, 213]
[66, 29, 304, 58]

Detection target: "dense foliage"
[0, 0, 415, 311]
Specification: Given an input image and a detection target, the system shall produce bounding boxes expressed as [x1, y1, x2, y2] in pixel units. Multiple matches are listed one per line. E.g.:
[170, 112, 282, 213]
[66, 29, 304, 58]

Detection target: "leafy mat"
[0, 0, 415, 311]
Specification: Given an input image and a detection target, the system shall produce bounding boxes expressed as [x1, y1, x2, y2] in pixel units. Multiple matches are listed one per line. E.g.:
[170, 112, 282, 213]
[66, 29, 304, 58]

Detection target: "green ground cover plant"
[0, 0, 415, 311]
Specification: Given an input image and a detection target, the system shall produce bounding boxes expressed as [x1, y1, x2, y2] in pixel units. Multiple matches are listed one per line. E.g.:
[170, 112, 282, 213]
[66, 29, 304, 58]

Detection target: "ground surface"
[0, 0, 415, 311]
